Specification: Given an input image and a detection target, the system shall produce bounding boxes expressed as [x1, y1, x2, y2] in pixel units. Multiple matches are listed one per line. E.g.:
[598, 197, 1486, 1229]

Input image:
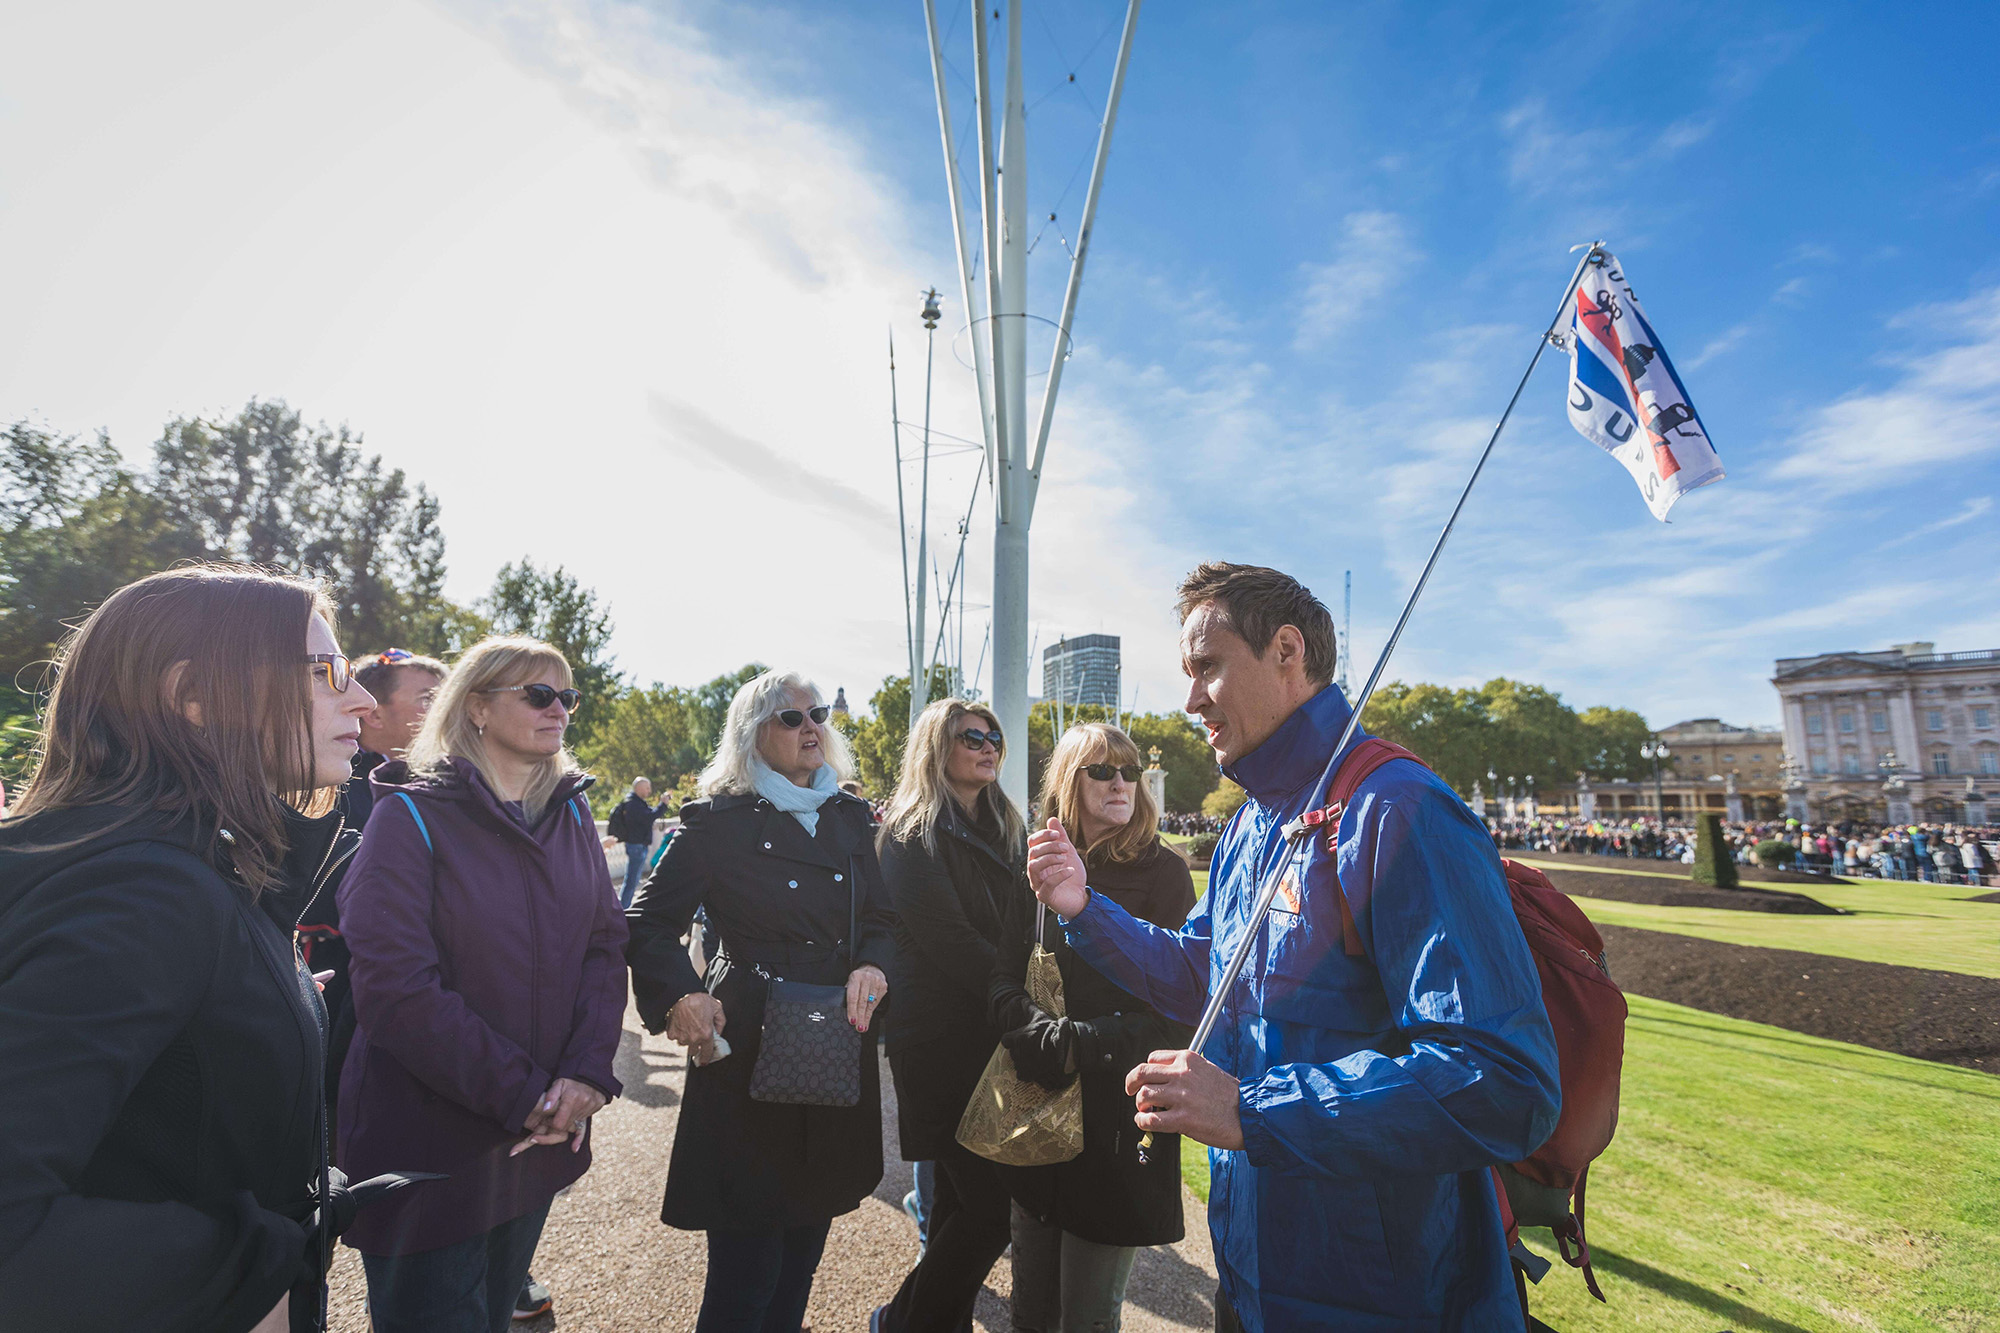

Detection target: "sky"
[2, 0, 1995, 731]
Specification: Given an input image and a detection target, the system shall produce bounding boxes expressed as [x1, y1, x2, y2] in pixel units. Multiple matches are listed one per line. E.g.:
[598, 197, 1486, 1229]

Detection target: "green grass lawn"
[1180, 995, 2000, 1331]
[1511, 858, 2000, 977]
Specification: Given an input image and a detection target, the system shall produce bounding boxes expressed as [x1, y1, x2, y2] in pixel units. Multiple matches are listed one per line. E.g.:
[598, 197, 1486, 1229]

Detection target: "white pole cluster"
[922, 0, 1142, 809]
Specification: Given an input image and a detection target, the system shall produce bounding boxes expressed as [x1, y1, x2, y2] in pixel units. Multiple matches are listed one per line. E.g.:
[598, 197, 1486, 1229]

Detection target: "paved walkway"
[329, 1002, 1219, 1331]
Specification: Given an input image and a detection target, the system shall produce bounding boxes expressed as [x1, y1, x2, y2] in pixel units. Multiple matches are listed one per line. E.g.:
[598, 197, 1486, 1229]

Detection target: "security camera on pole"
[923, 0, 1142, 809]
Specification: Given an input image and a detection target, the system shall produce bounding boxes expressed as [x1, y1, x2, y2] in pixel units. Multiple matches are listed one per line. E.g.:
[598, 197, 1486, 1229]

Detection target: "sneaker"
[513, 1275, 553, 1321]
[901, 1189, 921, 1228]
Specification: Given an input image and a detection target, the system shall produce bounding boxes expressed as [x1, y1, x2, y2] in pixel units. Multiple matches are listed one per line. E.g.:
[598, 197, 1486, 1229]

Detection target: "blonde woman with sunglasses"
[336, 637, 628, 1333]
[993, 723, 1196, 1333]
[870, 699, 1029, 1333]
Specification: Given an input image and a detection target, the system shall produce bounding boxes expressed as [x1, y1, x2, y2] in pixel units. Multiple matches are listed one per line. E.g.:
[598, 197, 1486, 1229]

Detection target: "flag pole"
[1184, 241, 1607, 1057]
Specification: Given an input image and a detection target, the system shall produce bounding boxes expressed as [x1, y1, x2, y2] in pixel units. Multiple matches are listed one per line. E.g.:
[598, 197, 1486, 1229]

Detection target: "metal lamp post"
[1642, 739, 1671, 820]
[1879, 750, 1912, 826]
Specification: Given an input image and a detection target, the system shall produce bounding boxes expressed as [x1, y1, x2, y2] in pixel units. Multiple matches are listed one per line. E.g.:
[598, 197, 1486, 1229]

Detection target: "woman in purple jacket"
[336, 636, 629, 1333]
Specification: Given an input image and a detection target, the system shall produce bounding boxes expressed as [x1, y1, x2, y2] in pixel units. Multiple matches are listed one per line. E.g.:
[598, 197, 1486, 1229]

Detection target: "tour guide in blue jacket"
[1028, 563, 1561, 1332]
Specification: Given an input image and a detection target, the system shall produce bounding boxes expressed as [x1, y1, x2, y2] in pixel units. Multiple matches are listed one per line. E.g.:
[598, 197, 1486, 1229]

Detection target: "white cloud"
[1294, 211, 1412, 348]
[1882, 495, 1993, 548]
[1686, 321, 1753, 371]
[1770, 285, 2000, 491]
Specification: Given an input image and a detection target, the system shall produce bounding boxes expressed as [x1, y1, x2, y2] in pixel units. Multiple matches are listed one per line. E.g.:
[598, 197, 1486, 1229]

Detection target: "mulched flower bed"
[1519, 859, 1844, 916]
[1601, 923, 1999, 1071]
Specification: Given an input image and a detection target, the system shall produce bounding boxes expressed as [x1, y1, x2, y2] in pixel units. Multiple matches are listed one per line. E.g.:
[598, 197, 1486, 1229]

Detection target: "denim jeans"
[912, 1158, 937, 1246]
[621, 842, 651, 908]
[694, 1222, 831, 1333]
[360, 1203, 550, 1333]
[1008, 1203, 1138, 1333]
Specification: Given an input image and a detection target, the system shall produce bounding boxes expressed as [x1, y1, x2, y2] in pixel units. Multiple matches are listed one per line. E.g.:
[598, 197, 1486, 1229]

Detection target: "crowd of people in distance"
[1159, 811, 1227, 837]
[1486, 814, 1996, 886]
[0, 559, 1596, 1332]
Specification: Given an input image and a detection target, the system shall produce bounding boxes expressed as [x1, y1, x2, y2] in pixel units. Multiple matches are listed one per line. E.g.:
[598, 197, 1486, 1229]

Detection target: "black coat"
[626, 789, 894, 1230]
[991, 839, 1196, 1248]
[609, 791, 668, 844]
[0, 805, 337, 1333]
[880, 799, 1030, 1161]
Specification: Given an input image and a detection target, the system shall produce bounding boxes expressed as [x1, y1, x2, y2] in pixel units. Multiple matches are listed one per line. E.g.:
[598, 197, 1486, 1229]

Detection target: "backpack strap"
[1290, 738, 1428, 957]
[391, 792, 433, 853]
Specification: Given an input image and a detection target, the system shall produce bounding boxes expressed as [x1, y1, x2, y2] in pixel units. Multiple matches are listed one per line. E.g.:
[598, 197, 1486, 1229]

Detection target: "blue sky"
[2, 1, 1994, 732]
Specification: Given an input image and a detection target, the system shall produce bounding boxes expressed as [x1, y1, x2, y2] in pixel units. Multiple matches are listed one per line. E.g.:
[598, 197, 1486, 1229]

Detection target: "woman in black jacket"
[992, 724, 1196, 1333]
[0, 565, 379, 1333]
[872, 698, 1029, 1333]
[627, 670, 894, 1333]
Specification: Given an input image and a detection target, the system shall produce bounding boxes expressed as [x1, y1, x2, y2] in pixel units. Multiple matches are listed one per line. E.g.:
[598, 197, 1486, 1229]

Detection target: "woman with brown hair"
[0, 565, 379, 1332]
[872, 698, 1028, 1333]
[336, 636, 628, 1333]
[993, 722, 1196, 1333]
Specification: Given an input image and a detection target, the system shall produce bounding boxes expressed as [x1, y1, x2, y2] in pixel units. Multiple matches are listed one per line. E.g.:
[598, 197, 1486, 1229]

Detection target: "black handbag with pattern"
[747, 856, 862, 1108]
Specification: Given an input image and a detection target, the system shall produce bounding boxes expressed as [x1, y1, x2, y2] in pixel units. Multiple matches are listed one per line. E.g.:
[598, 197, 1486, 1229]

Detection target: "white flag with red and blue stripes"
[1560, 250, 1724, 520]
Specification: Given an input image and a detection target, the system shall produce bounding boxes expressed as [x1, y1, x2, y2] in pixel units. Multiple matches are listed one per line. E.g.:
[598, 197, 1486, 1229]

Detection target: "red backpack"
[1296, 738, 1626, 1312]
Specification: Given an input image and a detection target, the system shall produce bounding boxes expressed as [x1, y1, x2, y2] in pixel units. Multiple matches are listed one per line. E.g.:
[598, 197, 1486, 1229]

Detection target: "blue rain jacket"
[1065, 685, 1560, 1331]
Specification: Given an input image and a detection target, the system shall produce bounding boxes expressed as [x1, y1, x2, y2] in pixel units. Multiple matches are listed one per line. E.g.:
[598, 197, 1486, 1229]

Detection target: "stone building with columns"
[1772, 641, 2000, 824]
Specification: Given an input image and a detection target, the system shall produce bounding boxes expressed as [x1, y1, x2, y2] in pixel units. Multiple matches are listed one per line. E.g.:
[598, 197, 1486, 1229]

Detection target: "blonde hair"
[698, 669, 855, 797]
[1038, 723, 1162, 865]
[881, 697, 1024, 856]
[408, 636, 580, 823]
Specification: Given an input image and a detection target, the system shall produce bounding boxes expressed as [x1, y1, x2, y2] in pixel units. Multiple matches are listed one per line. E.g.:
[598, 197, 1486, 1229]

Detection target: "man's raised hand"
[1027, 818, 1090, 918]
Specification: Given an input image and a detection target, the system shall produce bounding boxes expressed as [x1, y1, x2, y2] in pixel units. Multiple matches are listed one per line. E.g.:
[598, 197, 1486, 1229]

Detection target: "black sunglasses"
[306, 654, 353, 692]
[957, 727, 1004, 752]
[776, 705, 831, 728]
[1084, 763, 1142, 783]
[480, 683, 582, 712]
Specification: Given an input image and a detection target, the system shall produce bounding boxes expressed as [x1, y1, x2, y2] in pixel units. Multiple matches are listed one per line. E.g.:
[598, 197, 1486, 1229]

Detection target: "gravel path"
[329, 1002, 1219, 1331]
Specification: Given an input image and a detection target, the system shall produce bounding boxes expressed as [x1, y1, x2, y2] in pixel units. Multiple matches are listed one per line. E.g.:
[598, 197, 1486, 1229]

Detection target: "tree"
[1362, 681, 1493, 795]
[574, 663, 765, 812]
[1120, 712, 1216, 813]
[0, 422, 200, 684]
[1365, 677, 1652, 796]
[838, 667, 957, 799]
[1578, 705, 1653, 781]
[150, 401, 467, 655]
[483, 559, 621, 752]
[1203, 778, 1248, 820]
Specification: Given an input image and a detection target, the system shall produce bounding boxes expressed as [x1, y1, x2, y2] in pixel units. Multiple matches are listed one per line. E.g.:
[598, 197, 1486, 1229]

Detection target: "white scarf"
[750, 757, 840, 836]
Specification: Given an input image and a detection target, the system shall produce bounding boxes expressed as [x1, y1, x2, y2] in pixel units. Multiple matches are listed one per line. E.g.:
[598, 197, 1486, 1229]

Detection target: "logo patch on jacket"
[1274, 871, 1303, 917]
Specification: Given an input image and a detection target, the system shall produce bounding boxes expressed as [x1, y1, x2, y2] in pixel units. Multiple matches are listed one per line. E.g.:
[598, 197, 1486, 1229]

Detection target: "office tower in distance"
[1042, 634, 1121, 709]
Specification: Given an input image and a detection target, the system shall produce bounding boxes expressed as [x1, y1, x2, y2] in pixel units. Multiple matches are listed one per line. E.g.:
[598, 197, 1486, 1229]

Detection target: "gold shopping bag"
[956, 911, 1084, 1167]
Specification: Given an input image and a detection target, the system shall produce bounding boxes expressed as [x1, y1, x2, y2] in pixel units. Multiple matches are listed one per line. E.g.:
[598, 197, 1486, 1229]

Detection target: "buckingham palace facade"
[1773, 642, 2000, 823]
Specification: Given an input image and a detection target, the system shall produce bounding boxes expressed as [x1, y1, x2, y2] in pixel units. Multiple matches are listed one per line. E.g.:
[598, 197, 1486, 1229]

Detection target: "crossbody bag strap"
[848, 853, 859, 967]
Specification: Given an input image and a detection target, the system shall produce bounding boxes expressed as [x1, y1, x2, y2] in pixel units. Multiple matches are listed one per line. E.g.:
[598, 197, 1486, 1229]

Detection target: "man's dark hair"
[1176, 562, 1338, 686]
[354, 649, 448, 701]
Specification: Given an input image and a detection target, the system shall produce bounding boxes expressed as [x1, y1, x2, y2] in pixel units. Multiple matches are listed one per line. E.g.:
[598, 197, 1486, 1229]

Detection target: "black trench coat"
[626, 790, 895, 1231]
[880, 799, 1031, 1162]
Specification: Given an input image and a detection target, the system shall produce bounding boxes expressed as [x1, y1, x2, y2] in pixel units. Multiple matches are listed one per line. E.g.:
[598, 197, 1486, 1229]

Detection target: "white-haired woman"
[627, 669, 894, 1333]
[871, 698, 1027, 1333]
[338, 636, 629, 1333]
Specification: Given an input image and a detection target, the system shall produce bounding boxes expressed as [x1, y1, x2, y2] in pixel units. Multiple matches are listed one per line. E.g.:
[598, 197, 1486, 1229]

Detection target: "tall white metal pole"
[935, 0, 1141, 809]
[922, 0, 998, 468]
[989, 0, 1031, 808]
